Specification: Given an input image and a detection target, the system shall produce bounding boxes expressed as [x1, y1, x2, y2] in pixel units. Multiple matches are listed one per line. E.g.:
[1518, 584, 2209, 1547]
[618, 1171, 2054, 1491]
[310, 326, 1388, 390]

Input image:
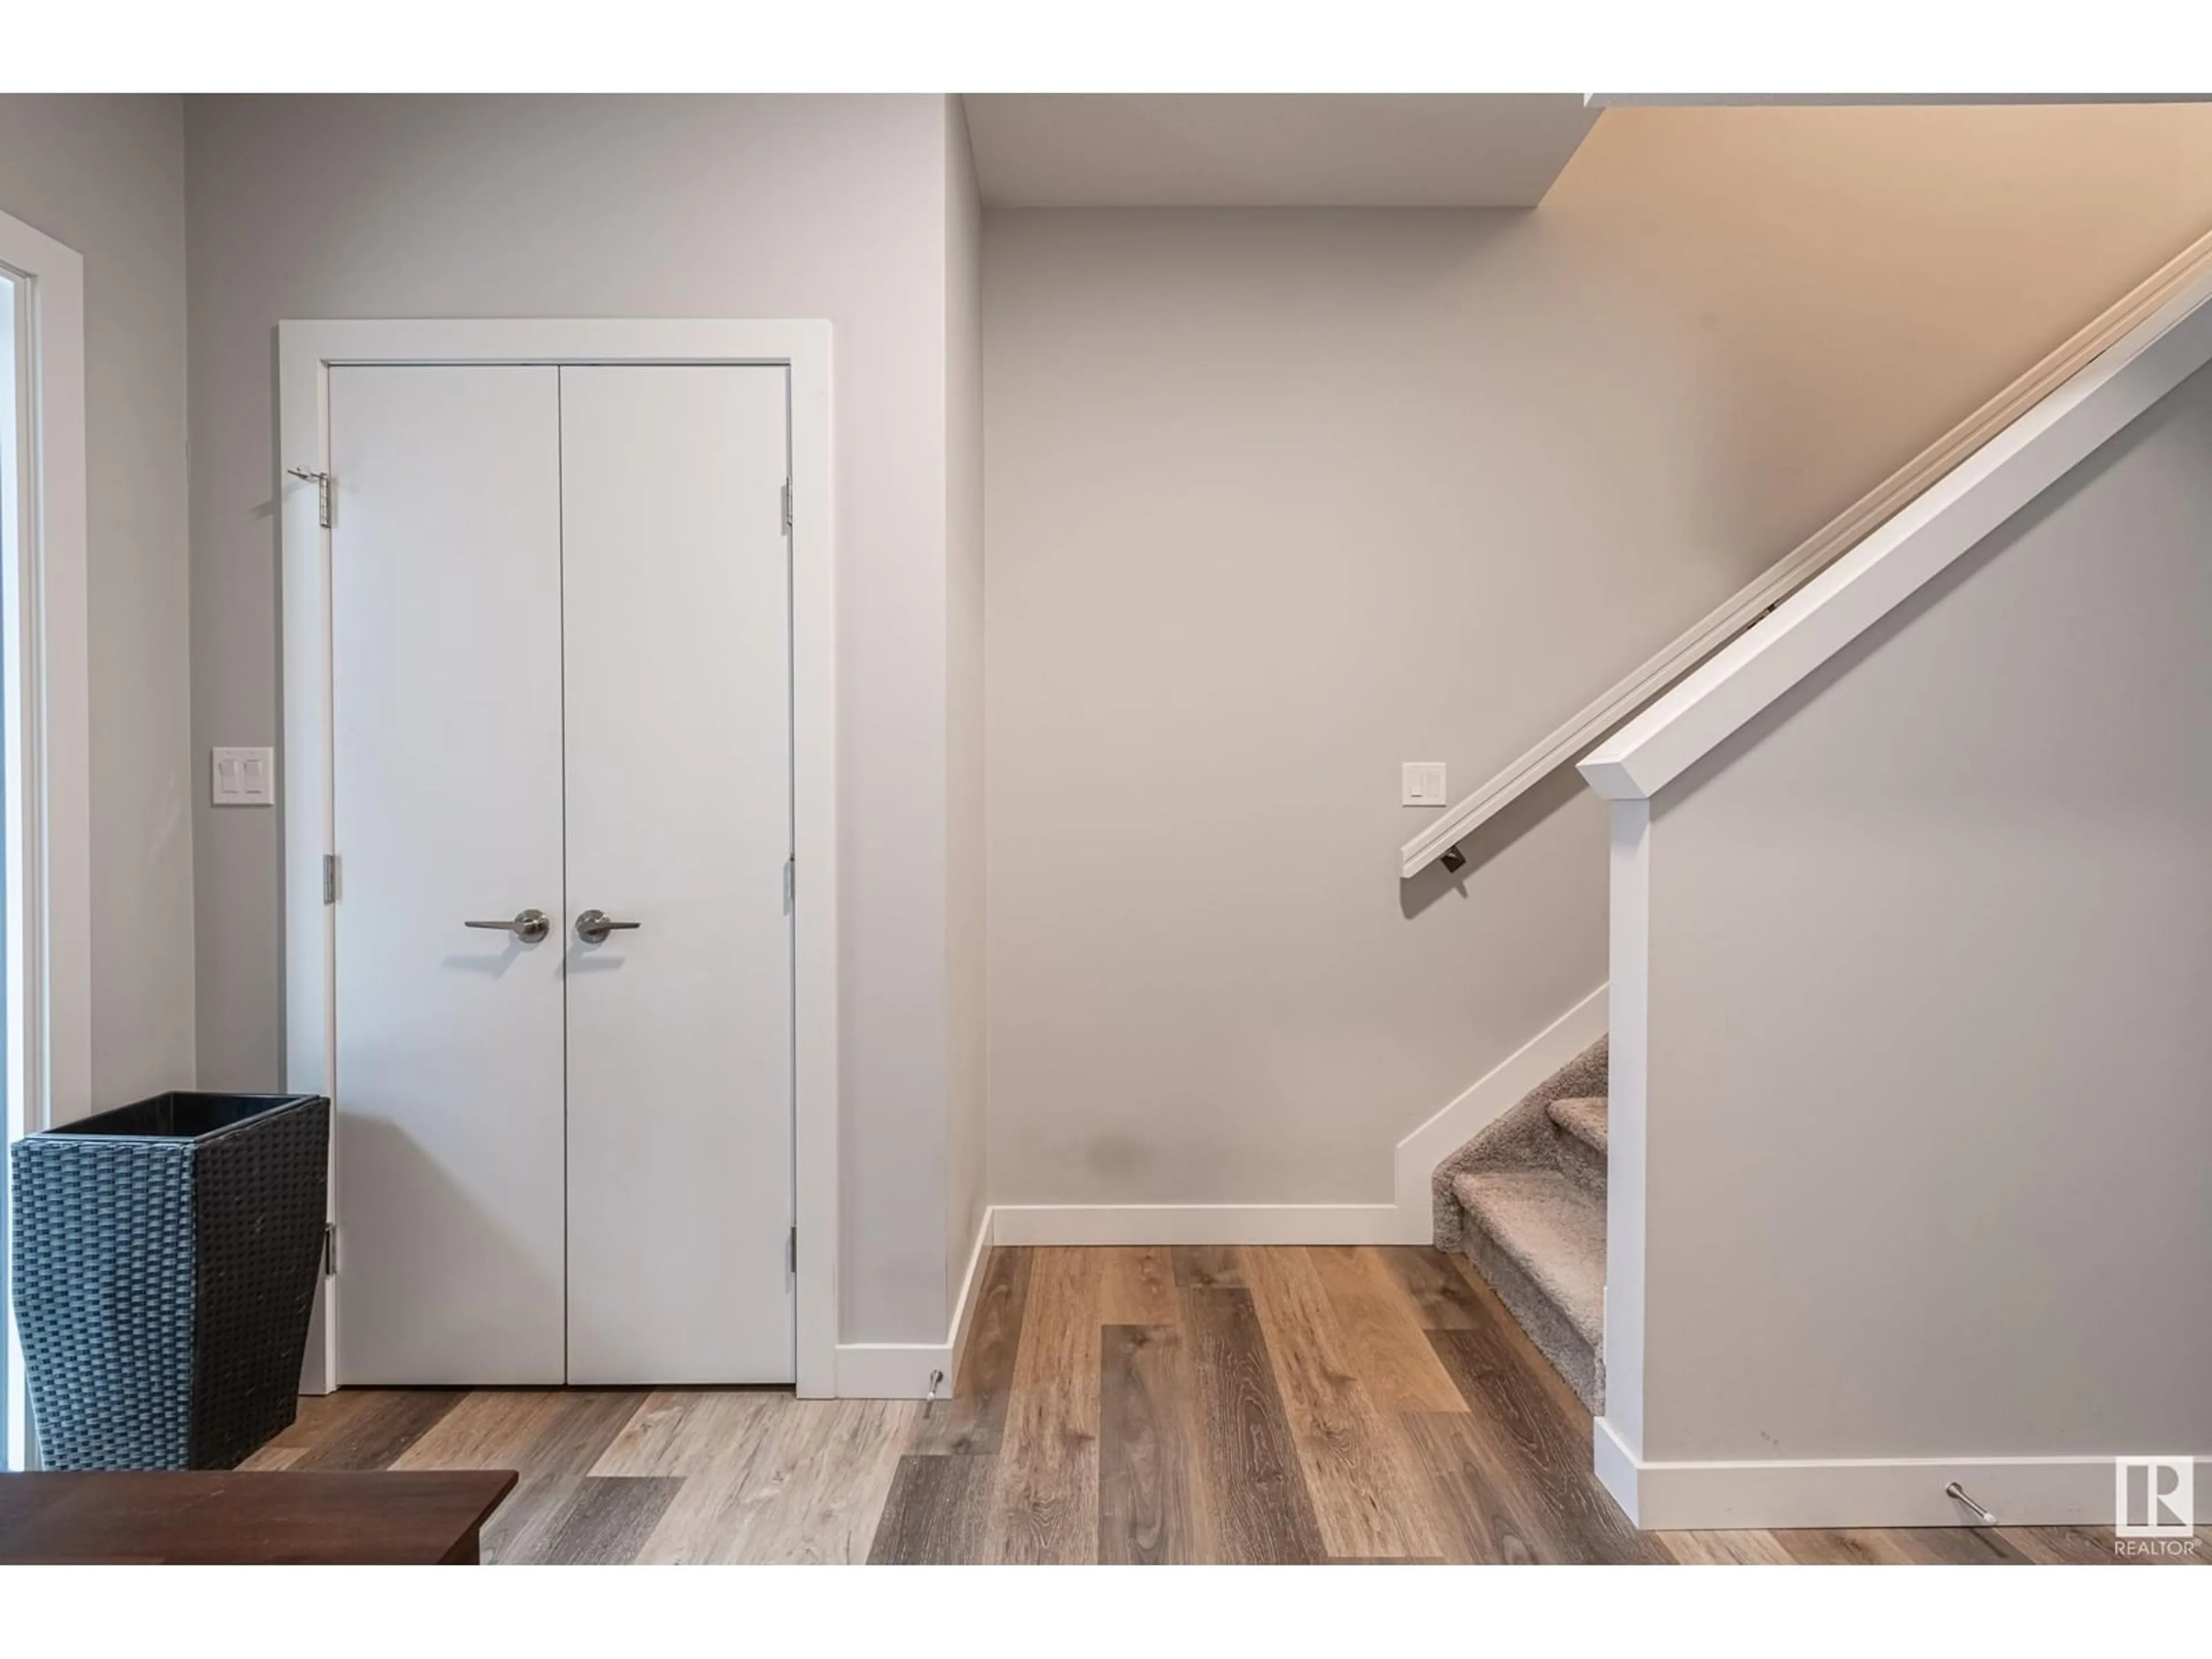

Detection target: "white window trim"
[276, 319, 839, 1398]
[0, 208, 93, 1471]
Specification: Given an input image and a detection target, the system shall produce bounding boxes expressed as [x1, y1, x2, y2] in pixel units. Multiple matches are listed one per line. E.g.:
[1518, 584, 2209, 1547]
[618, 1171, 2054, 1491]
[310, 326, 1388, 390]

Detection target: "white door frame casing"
[277, 319, 838, 1397]
[0, 210, 93, 1471]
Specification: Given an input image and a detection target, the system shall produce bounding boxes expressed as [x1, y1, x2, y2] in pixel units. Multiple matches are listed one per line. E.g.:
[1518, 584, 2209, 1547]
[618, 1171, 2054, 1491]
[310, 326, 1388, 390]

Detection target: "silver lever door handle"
[464, 908, 551, 945]
[574, 908, 642, 946]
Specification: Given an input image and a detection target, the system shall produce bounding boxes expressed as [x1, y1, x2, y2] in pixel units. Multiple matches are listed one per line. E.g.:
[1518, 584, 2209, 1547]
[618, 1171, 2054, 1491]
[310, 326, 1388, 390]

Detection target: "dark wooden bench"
[0, 1469, 517, 1564]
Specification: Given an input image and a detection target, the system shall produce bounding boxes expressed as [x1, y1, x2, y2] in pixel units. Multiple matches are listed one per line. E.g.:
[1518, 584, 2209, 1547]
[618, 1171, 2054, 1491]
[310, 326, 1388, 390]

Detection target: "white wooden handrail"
[1402, 222, 2212, 879]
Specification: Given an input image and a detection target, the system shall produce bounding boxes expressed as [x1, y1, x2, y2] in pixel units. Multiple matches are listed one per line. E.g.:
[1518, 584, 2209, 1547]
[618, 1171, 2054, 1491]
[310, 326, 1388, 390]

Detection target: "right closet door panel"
[559, 365, 797, 1385]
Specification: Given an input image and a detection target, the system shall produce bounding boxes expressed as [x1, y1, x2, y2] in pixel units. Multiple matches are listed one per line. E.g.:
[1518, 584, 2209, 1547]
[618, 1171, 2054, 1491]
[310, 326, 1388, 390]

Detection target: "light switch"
[211, 746, 275, 807]
[1402, 762, 1448, 807]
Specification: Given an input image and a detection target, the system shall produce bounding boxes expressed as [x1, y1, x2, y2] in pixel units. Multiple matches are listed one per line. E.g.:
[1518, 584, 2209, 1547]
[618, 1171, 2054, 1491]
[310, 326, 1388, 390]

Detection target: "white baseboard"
[835, 1205, 995, 1399]
[1593, 1414, 1642, 1523]
[988, 984, 1611, 1251]
[832, 1341, 952, 1400]
[845, 988, 1611, 1388]
[944, 1201, 995, 1376]
[991, 1203, 1401, 1247]
[1596, 1415, 2212, 1531]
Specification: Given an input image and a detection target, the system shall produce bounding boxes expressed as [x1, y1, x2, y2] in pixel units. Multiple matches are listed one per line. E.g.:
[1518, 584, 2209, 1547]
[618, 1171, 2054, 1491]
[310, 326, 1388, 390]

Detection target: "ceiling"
[961, 95, 1600, 209]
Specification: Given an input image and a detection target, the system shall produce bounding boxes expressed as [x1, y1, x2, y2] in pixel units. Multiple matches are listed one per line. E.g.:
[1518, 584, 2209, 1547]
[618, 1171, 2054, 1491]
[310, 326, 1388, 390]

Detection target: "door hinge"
[323, 1222, 339, 1278]
[781, 479, 793, 536]
[288, 466, 333, 529]
[782, 856, 795, 914]
[322, 854, 339, 904]
[787, 1225, 797, 1275]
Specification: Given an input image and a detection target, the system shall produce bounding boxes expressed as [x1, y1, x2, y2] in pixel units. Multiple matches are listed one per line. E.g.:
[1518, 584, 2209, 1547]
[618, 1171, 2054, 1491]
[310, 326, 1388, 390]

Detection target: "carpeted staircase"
[1433, 1036, 1609, 1411]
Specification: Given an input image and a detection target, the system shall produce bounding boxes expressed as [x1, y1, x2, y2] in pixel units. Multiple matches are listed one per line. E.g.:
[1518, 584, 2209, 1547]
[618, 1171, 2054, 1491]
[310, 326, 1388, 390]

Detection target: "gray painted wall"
[0, 96, 196, 1110]
[16, 91, 2212, 1356]
[1641, 356, 2212, 1461]
[981, 104, 2212, 1213]
[181, 94, 969, 1343]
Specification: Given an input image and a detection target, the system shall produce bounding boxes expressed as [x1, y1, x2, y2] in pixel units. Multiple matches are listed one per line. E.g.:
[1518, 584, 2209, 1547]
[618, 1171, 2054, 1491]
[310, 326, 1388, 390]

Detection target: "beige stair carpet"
[1433, 1036, 1609, 1411]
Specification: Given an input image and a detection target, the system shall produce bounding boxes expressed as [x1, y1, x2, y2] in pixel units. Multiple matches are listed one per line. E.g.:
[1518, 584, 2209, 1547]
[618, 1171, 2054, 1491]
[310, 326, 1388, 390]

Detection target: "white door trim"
[1, 209, 92, 1470]
[277, 319, 838, 1397]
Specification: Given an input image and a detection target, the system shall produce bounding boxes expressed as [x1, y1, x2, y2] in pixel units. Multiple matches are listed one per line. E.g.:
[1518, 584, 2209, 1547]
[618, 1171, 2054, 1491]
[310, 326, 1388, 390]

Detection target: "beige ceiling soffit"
[964, 94, 1599, 209]
[1585, 93, 2212, 107]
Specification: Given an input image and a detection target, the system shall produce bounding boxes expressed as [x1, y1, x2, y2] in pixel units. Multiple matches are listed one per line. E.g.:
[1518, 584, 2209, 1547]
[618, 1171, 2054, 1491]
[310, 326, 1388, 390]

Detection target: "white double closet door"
[328, 363, 794, 1386]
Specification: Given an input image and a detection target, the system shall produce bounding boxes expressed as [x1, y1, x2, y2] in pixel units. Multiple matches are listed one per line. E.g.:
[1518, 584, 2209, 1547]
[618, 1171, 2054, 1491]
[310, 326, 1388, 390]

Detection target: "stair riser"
[1551, 1126, 1607, 1197]
[1459, 1225, 1603, 1413]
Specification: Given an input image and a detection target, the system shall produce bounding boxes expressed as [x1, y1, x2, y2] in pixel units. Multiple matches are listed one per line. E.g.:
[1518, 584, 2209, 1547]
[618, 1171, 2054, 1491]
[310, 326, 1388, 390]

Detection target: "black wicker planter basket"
[9, 1092, 329, 1470]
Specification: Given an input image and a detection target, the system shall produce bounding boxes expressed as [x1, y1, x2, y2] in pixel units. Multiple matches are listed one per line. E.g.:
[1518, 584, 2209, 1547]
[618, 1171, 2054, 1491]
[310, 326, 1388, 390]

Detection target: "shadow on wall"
[1400, 761, 1587, 921]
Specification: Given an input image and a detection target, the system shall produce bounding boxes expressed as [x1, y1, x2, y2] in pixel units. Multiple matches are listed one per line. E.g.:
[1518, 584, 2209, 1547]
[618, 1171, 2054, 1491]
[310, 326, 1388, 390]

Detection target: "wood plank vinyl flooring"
[1097, 1323, 1205, 1564]
[1241, 1244, 1443, 1560]
[263, 1245, 2195, 1566]
[980, 1246, 1104, 1563]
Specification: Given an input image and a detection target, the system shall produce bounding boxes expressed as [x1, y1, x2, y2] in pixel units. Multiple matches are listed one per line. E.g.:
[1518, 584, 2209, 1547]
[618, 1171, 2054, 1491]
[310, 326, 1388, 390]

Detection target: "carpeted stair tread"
[1450, 1166, 1605, 1350]
[1546, 1094, 1609, 1156]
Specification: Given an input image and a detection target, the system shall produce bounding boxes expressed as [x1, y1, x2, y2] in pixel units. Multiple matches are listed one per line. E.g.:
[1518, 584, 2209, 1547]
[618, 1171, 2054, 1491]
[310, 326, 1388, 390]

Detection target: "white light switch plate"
[1402, 761, 1447, 806]
[211, 745, 275, 806]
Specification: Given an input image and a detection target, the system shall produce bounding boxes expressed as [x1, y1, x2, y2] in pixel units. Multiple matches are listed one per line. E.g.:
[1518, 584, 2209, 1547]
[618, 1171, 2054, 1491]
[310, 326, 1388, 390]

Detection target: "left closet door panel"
[331, 365, 569, 1385]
